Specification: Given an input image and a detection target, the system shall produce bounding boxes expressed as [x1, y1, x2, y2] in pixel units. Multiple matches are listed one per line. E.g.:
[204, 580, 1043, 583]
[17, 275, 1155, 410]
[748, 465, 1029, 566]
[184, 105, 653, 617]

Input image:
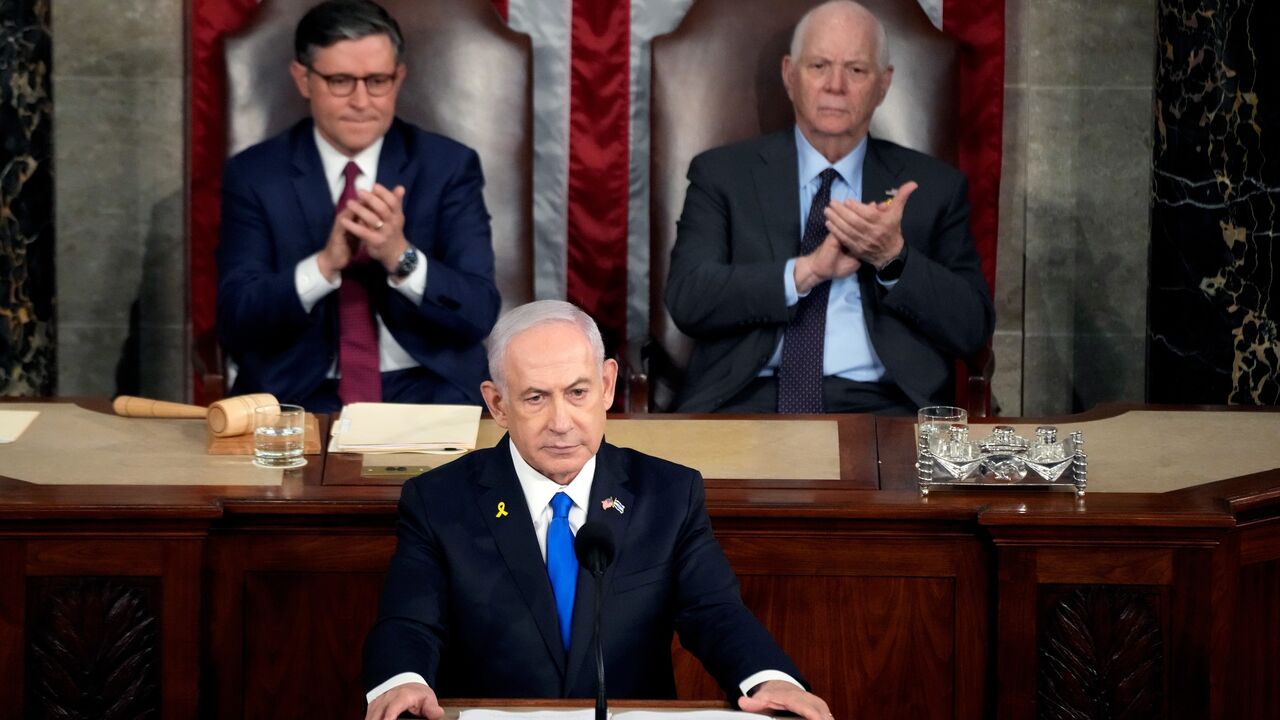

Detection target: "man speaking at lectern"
[363, 301, 831, 720]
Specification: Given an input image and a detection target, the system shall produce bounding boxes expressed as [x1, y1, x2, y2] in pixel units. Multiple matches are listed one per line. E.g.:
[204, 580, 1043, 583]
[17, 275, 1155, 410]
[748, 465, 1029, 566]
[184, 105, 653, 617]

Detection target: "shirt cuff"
[783, 258, 802, 306]
[296, 253, 341, 313]
[386, 253, 428, 303]
[876, 275, 900, 289]
[739, 669, 805, 696]
[366, 672, 430, 705]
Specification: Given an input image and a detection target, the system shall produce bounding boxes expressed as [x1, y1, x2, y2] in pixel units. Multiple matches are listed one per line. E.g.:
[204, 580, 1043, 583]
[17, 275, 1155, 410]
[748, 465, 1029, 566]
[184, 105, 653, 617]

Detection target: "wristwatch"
[876, 244, 908, 281]
[393, 245, 419, 278]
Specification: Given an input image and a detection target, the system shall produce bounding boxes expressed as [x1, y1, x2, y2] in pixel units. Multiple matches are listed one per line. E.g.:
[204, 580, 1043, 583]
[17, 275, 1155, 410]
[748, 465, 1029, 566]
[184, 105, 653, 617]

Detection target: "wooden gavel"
[112, 393, 278, 437]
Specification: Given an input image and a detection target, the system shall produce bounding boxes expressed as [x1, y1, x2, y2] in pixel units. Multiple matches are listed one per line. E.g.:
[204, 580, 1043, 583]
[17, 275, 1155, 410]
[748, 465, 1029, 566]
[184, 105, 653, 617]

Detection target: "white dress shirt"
[295, 129, 429, 376]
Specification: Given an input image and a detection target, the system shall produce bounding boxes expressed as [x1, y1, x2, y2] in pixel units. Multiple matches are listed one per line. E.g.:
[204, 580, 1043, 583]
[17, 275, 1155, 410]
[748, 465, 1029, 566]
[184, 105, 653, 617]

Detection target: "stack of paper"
[329, 403, 482, 454]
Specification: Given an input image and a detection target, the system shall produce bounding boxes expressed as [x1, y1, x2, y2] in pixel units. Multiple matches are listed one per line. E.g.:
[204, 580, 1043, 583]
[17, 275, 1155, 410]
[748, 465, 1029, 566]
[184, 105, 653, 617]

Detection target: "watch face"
[395, 246, 418, 277]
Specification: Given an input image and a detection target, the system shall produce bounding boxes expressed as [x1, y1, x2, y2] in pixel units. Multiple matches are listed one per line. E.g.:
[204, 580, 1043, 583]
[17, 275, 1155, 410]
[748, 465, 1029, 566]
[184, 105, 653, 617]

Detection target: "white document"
[0, 410, 39, 443]
[460, 711, 595, 720]
[458, 710, 770, 720]
[330, 402, 481, 453]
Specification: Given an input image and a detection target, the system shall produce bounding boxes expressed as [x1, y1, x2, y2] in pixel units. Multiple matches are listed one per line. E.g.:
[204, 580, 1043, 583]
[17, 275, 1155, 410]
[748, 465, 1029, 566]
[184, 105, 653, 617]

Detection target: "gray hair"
[789, 0, 891, 71]
[486, 300, 606, 391]
[295, 0, 405, 67]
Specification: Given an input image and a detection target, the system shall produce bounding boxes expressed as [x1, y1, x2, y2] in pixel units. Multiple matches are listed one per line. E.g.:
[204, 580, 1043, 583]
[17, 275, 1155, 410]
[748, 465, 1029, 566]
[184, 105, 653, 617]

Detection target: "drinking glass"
[916, 405, 968, 456]
[253, 404, 307, 469]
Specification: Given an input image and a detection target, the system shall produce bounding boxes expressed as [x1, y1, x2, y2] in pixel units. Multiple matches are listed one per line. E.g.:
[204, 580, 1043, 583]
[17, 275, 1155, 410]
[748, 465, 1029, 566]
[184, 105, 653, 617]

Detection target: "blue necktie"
[546, 492, 577, 651]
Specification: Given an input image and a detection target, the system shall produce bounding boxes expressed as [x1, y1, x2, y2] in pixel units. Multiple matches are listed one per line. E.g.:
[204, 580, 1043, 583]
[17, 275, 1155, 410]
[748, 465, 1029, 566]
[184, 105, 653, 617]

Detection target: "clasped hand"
[793, 180, 917, 294]
[318, 183, 409, 280]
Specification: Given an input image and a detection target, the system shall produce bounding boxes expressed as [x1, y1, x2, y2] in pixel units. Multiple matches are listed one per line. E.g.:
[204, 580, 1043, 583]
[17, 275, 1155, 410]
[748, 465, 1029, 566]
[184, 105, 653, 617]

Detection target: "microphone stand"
[592, 567, 606, 720]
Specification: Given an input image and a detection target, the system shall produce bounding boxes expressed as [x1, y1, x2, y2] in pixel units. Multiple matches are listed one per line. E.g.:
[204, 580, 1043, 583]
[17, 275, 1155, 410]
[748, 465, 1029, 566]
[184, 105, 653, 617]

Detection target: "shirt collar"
[794, 125, 867, 192]
[313, 127, 385, 192]
[508, 439, 597, 518]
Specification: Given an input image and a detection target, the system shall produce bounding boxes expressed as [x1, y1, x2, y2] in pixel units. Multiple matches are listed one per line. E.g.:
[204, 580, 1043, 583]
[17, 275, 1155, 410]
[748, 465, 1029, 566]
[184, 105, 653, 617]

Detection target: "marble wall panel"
[1014, 0, 1155, 416]
[0, 0, 55, 396]
[51, 0, 185, 400]
[1149, 0, 1280, 405]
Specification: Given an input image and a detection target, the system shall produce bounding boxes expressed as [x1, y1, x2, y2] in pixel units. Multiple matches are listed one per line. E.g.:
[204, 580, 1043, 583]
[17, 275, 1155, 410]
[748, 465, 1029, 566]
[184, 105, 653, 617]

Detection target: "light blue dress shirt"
[763, 128, 887, 381]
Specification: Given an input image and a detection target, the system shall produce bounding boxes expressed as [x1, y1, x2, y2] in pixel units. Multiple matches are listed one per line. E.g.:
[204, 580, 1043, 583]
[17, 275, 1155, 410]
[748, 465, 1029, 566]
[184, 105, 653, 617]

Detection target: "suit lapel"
[752, 130, 802, 261]
[375, 118, 413, 197]
[475, 436, 568, 676]
[564, 442, 636, 694]
[289, 121, 337, 254]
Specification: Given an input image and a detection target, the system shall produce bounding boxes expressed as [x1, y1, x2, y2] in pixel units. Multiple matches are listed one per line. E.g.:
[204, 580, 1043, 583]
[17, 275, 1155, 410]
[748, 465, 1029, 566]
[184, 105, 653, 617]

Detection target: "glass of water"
[917, 405, 968, 456]
[253, 404, 307, 469]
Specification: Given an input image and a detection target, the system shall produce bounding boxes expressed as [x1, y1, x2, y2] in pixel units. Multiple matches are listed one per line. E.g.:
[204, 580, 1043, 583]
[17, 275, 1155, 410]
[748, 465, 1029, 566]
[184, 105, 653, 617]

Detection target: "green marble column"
[0, 0, 55, 395]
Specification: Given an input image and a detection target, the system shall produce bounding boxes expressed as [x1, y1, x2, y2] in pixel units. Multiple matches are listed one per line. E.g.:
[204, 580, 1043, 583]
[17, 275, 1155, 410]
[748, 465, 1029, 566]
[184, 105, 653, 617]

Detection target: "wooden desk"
[1, 402, 1277, 719]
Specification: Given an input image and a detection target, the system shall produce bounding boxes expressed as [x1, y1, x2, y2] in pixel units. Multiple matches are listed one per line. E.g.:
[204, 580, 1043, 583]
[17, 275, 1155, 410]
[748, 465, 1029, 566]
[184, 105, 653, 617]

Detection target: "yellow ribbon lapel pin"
[496, 501, 509, 518]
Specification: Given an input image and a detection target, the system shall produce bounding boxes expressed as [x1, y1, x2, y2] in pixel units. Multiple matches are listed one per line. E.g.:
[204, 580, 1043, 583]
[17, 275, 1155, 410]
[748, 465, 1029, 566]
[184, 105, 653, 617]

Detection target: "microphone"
[575, 522, 615, 720]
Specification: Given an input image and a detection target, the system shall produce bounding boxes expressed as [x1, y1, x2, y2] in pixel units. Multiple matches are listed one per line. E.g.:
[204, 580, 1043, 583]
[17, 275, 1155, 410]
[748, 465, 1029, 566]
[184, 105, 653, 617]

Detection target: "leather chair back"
[225, 0, 534, 310]
[649, 0, 959, 410]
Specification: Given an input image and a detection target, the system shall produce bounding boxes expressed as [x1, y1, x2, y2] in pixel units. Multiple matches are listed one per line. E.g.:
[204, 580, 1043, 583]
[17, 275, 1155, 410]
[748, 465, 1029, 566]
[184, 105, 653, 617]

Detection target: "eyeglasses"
[307, 68, 397, 97]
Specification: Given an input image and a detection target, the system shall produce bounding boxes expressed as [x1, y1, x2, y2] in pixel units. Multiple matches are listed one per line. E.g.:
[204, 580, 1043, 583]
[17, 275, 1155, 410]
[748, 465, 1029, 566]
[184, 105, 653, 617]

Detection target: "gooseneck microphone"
[575, 521, 616, 720]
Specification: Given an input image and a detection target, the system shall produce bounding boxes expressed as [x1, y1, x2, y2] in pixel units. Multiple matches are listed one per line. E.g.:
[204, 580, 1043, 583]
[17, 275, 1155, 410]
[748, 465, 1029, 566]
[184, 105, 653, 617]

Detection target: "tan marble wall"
[52, 0, 185, 399]
[994, 0, 1155, 415]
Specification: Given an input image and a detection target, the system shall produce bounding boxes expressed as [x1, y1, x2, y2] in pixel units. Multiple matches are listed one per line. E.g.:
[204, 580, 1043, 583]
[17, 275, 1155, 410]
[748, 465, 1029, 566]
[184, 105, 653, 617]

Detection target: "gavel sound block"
[111, 394, 322, 456]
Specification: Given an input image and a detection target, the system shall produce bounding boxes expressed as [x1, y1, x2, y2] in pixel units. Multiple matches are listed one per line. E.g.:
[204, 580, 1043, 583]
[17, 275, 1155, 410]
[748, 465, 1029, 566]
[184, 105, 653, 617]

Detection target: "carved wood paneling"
[1037, 585, 1164, 720]
[25, 577, 160, 719]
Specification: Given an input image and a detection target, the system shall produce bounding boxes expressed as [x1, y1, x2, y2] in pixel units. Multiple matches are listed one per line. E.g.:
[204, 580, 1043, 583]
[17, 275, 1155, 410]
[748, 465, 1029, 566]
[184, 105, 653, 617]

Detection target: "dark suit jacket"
[363, 438, 804, 700]
[665, 129, 994, 412]
[216, 118, 500, 405]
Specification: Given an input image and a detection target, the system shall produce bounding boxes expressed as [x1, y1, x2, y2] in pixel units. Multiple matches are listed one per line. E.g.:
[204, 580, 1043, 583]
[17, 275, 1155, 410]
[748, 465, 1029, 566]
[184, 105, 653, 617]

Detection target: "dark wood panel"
[26, 539, 165, 575]
[1228, 555, 1280, 718]
[242, 571, 386, 719]
[758, 576, 957, 719]
[206, 533, 396, 719]
[673, 576, 958, 719]
[0, 541, 24, 713]
[1034, 547, 1174, 585]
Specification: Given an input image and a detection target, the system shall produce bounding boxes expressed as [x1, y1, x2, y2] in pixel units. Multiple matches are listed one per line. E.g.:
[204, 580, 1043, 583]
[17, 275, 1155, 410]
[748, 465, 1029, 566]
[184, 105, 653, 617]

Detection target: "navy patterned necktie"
[778, 168, 839, 414]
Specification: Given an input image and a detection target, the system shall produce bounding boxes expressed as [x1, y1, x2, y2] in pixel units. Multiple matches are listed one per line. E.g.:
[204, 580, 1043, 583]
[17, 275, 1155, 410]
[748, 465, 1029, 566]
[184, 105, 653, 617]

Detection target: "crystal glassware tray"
[917, 424, 1087, 496]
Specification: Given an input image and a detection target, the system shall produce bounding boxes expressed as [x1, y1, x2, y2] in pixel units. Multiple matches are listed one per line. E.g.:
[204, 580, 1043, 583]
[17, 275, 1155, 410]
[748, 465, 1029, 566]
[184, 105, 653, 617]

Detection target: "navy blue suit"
[216, 118, 499, 407]
[363, 438, 804, 700]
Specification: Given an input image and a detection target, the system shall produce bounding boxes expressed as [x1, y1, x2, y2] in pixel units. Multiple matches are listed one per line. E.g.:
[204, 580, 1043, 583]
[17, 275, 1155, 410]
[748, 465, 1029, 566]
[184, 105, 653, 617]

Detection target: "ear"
[481, 380, 510, 429]
[290, 61, 312, 99]
[600, 358, 619, 412]
[781, 55, 795, 102]
[875, 64, 894, 106]
[394, 62, 407, 88]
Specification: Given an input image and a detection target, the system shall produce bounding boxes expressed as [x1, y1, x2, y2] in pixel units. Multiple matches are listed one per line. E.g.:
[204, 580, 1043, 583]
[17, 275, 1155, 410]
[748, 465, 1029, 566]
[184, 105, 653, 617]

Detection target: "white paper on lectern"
[0, 410, 39, 443]
[616, 711, 772, 720]
[330, 402, 481, 452]
[459, 710, 595, 720]
[458, 710, 771, 720]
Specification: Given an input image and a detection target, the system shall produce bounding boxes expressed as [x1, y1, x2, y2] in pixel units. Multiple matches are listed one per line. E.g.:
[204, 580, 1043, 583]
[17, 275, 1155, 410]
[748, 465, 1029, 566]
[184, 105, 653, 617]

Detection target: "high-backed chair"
[194, 0, 532, 400]
[643, 0, 993, 416]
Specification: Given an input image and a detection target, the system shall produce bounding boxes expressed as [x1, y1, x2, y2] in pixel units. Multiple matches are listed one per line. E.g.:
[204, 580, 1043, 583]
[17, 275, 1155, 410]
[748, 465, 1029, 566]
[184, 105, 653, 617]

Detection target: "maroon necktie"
[777, 168, 839, 414]
[336, 161, 382, 404]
